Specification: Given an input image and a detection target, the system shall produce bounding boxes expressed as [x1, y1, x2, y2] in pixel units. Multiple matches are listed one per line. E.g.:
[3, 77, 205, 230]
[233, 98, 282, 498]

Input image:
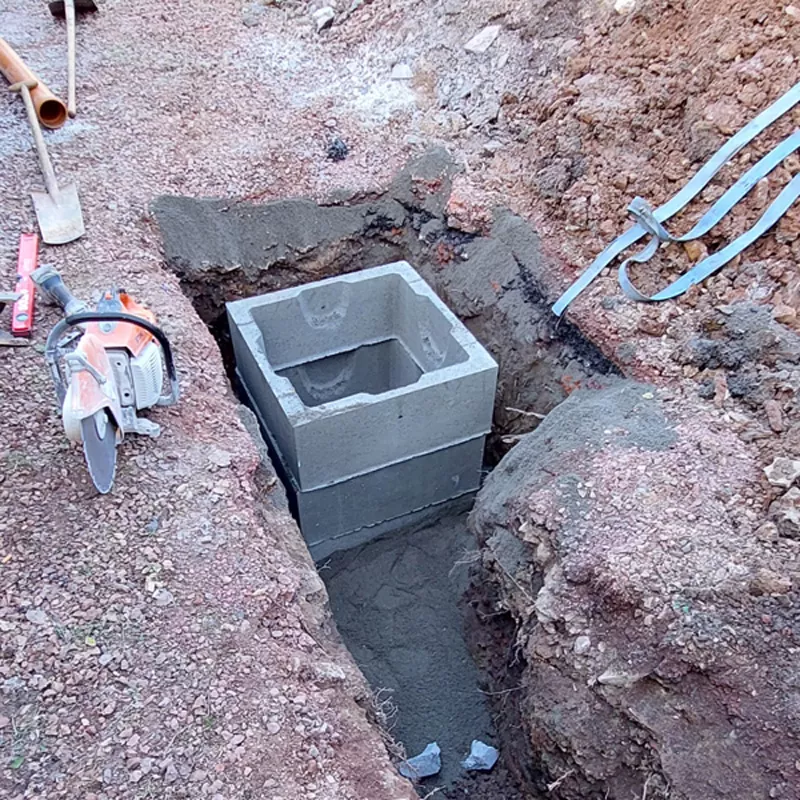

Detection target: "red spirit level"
[12, 233, 38, 337]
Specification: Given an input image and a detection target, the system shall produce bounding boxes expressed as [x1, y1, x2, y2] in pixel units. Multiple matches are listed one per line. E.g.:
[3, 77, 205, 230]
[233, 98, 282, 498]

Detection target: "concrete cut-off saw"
[32, 266, 179, 493]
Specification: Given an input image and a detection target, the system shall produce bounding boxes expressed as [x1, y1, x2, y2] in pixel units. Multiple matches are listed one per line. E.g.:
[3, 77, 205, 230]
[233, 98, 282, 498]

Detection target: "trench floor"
[322, 513, 495, 792]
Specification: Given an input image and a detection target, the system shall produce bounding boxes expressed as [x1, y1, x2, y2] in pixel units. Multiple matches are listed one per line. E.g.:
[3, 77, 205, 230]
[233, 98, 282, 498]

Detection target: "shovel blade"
[31, 183, 85, 245]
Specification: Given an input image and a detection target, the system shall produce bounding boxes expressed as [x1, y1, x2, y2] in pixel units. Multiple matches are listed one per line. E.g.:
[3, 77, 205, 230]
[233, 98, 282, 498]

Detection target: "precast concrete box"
[227, 261, 497, 558]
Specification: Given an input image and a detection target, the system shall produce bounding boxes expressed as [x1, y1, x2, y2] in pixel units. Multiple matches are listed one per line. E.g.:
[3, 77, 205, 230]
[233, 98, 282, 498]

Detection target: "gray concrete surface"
[228, 261, 497, 489]
[228, 262, 497, 555]
[322, 513, 495, 789]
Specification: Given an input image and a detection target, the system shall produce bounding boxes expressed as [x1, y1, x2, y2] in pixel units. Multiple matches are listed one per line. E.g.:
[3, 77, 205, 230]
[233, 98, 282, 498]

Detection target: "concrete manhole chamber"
[228, 260, 498, 560]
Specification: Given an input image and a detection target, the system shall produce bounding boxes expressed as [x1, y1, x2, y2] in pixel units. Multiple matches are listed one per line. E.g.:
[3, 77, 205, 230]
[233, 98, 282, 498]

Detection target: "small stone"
[773, 304, 797, 325]
[208, 449, 232, 468]
[755, 521, 779, 543]
[614, 0, 636, 12]
[770, 487, 800, 538]
[99, 652, 115, 667]
[0, 716, 10, 729]
[482, 140, 503, 156]
[573, 635, 591, 655]
[398, 742, 441, 780]
[165, 764, 179, 784]
[242, 2, 264, 26]
[153, 588, 174, 607]
[683, 240, 708, 263]
[391, 63, 413, 80]
[326, 137, 348, 162]
[464, 25, 501, 54]
[312, 6, 335, 31]
[25, 608, 48, 625]
[717, 41, 740, 61]
[786, 5, 800, 18]
[461, 740, 499, 772]
[267, 722, 281, 735]
[749, 568, 792, 596]
[764, 399, 785, 433]
[764, 457, 800, 489]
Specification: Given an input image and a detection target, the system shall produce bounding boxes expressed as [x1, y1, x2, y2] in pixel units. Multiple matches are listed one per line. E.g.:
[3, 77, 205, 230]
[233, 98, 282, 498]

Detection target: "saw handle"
[45, 312, 180, 407]
[65, 0, 76, 117]
[32, 264, 86, 316]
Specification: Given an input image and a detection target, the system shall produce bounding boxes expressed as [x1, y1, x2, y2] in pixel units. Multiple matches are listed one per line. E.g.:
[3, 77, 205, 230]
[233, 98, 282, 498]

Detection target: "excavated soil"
[2, 0, 800, 798]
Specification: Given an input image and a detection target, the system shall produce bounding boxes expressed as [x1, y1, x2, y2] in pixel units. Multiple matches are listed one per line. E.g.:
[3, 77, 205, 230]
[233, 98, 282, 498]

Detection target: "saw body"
[33, 266, 179, 493]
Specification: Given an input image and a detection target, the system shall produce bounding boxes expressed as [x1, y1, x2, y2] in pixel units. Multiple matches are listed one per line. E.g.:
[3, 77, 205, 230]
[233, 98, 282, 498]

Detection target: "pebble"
[461, 740, 499, 772]
[153, 588, 175, 607]
[482, 139, 503, 156]
[763, 457, 800, 489]
[398, 742, 441, 779]
[464, 25, 501, 54]
[312, 7, 335, 32]
[764, 399, 785, 433]
[614, 0, 636, 12]
[683, 240, 708, 263]
[573, 635, 591, 655]
[25, 608, 48, 625]
[391, 63, 413, 81]
[717, 41, 740, 61]
[773, 304, 797, 325]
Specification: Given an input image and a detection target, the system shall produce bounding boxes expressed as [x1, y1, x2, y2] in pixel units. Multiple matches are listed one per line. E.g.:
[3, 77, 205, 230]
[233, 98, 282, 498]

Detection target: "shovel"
[10, 79, 84, 245]
[48, 0, 98, 118]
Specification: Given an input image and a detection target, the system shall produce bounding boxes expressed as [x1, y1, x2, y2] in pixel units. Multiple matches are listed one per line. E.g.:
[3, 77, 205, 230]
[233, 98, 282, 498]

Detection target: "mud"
[155, 148, 619, 458]
[322, 514, 497, 792]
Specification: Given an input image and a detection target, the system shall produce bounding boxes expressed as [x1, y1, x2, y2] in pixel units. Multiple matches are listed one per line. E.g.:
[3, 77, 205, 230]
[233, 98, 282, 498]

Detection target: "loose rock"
[769, 487, 800, 538]
[398, 742, 441, 780]
[763, 457, 800, 489]
[464, 25, 501, 54]
[462, 740, 499, 772]
[391, 63, 413, 81]
[312, 6, 335, 31]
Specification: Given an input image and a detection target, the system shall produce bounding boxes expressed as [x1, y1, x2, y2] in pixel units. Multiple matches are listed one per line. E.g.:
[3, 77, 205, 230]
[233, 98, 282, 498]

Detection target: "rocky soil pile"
[472, 380, 800, 798]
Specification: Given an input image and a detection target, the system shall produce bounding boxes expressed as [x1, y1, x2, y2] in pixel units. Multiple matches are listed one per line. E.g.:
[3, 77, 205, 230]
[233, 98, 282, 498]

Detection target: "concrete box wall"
[228, 261, 498, 555]
[239, 374, 484, 560]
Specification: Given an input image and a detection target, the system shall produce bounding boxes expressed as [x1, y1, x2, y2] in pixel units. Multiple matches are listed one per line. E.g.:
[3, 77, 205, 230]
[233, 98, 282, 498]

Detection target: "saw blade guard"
[62, 333, 123, 443]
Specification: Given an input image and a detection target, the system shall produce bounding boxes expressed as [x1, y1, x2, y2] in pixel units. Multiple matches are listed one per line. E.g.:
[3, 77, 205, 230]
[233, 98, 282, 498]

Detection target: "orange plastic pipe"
[0, 37, 67, 129]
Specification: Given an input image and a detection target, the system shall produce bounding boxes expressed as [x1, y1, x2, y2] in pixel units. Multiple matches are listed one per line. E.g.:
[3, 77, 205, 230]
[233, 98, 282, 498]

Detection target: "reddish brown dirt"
[467, 0, 800, 384]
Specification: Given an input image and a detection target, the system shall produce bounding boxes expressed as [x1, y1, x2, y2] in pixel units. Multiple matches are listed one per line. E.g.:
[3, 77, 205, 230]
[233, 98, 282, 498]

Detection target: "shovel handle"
[10, 80, 60, 198]
[66, 0, 76, 117]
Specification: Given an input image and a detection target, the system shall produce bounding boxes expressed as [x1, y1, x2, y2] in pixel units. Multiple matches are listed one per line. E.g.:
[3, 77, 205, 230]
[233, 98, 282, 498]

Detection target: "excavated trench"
[153, 149, 618, 798]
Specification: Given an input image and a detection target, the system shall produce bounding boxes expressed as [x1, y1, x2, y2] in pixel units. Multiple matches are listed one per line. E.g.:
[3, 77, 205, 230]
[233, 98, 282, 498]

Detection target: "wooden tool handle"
[10, 80, 61, 197]
[66, 0, 76, 117]
[0, 37, 68, 129]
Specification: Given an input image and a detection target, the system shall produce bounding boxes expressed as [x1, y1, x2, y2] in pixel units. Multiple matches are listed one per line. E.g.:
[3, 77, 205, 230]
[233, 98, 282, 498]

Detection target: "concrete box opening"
[227, 261, 498, 559]
[276, 339, 423, 407]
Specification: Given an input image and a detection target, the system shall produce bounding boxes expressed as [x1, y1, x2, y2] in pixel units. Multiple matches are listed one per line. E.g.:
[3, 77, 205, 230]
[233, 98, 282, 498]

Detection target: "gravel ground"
[3, 0, 800, 797]
[0, 0, 454, 797]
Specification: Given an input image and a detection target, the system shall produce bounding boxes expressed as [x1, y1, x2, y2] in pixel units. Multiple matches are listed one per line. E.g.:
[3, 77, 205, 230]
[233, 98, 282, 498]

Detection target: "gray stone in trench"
[461, 739, 499, 771]
[398, 742, 441, 780]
